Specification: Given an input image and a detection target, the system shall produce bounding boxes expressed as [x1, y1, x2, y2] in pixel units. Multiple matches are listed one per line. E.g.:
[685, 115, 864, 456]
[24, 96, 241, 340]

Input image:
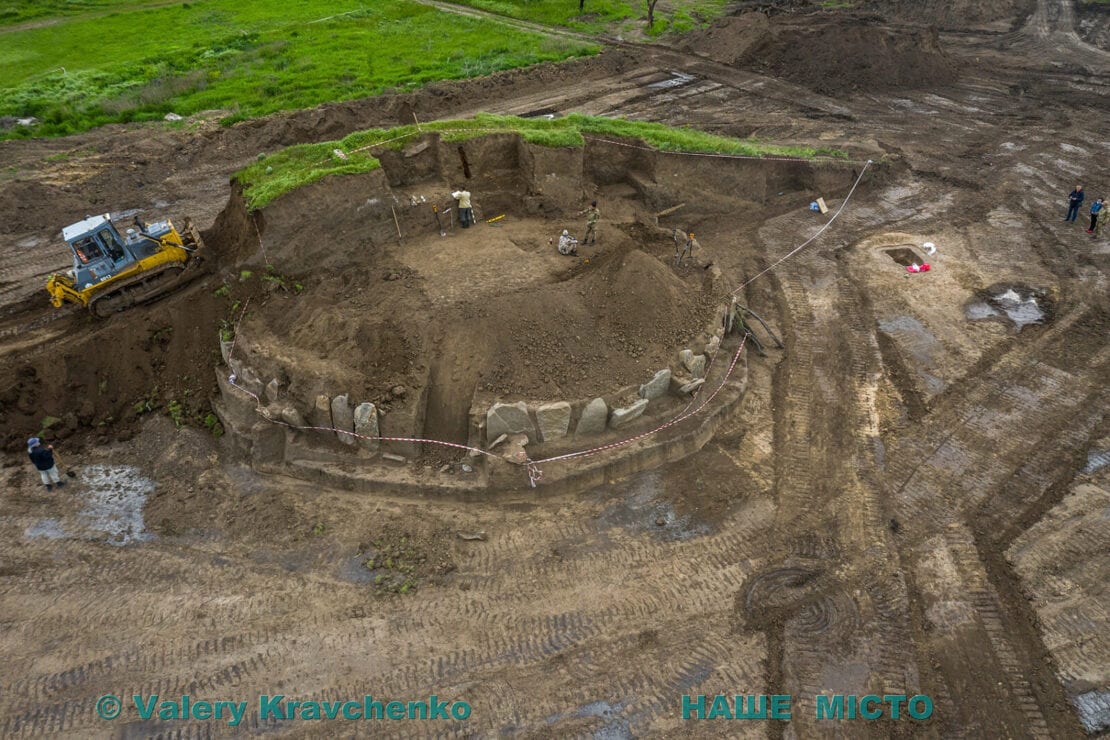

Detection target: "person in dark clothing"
[1065, 185, 1084, 222]
[27, 437, 65, 491]
[1087, 197, 1104, 233]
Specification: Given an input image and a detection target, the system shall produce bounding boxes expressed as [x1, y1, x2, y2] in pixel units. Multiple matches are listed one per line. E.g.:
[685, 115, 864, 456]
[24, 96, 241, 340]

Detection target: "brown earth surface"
[2, 0, 1110, 737]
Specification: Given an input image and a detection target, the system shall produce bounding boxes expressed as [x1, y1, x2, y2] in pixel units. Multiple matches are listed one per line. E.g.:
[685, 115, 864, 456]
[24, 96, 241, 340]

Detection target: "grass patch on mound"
[237, 113, 846, 209]
[0, 0, 596, 139]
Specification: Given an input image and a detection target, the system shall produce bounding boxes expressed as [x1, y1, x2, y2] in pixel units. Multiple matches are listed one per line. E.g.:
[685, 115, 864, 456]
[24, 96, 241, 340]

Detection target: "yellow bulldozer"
[46, 212, 203, 316]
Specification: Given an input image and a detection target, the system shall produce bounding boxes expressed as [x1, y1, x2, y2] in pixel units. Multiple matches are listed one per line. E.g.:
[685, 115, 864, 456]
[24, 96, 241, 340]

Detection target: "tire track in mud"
[878, 305, 1110, 737]
[746, 201, 922, 736]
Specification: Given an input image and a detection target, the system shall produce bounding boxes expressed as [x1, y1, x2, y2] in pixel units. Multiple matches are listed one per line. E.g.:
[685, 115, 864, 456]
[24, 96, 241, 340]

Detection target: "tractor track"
[2, 1, 1110, 737]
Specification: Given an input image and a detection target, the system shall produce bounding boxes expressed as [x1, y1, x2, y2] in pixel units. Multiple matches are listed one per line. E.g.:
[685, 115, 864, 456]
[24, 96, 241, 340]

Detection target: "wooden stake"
[391, 205, 403, 243]
[654, 202, 686, 218]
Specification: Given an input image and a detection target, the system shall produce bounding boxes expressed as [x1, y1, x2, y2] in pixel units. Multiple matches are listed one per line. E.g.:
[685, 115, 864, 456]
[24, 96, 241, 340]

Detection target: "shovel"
[53, 449, 77, 478]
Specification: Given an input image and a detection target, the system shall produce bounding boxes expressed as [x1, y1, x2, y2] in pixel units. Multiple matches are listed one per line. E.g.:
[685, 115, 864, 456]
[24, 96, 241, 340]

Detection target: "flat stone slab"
[638, 368, 671, 400]
[536, 402, 571, 442]
[679, 378, 706, 395]
[576, 397, 608, 436]
[353, 402, 379, 452]
[331, 394, 356, 446]
[609, 398, 649, 429]
[487, 401, 536, 444]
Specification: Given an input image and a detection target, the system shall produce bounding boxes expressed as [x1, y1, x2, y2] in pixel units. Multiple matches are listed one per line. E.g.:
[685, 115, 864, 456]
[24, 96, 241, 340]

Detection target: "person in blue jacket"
[1087, 197, 1104, 233]
[1065, 185, 1084, 222]
[27, 437, 65, 491]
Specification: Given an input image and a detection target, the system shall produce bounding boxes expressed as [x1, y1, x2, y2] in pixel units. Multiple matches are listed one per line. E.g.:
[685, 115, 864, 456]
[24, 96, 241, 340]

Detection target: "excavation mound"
[691, 13, 959, 95]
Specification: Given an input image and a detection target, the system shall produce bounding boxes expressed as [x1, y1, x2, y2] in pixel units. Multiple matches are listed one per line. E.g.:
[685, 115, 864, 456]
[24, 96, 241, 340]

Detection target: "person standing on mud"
[452, 188, 473, 228]
[1094, 202, 1109, 238]
[578, 201, 600, 245]
[1065, 185, 1084, 223]
[1087, 197, 1104, 233]
[676, 231, 699, 266]
[27, 437, 65, 491]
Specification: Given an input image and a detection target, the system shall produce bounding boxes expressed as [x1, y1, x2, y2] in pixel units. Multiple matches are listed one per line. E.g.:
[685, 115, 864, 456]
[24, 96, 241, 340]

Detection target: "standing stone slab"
[353, 402, 379, 452]
[486, 401, 536, 443]
[609, 398, 649, 429]
[576, 397, 608, 437]
[638, 369, 672, 400]
[535, 402, 571, 442]
[265, 378, 282, 403]
[685, 353, 707, 379]
[310, 395, 332, 430]
[331, 393, 356, 446]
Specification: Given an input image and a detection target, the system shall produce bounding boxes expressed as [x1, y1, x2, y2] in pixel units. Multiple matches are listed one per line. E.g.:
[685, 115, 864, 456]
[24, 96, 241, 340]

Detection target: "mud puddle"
[595, 471, 711, 542]
[966, 283, 1052, 331]
[24, 466, 155, 546]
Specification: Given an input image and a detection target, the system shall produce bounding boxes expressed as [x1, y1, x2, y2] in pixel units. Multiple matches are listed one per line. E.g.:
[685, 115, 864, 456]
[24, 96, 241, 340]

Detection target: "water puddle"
[966, 283, 1051, 331]
[648, 71, 696, 89]
[25, 518, 67, 540]
[1084, 450, 1110, 474]
[595, 471, 709, 542]
[78, 465, 155, 546]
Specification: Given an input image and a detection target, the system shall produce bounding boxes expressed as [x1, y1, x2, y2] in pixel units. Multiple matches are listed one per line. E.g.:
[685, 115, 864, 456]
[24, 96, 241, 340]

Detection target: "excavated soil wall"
[208, 132, 855, 489]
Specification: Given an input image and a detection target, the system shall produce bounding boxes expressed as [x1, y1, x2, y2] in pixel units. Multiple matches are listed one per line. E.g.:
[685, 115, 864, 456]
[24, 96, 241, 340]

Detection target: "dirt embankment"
[688, 11, 960, 95]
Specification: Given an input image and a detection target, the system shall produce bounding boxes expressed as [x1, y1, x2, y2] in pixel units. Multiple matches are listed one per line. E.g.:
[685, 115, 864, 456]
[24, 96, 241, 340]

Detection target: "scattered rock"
[535, 401, 572, 442]
[390, 384, 407, 398]
[638, 368, 671, 400]
[439, 464, 452, 473]
[164, 112, 183, 122]
[458, 531, 487, 541]
[353, 402, 379, 452]
[487, 433, 508, 450]
[656, 516, 666, 527]
[382, 452, 406, 463]
[330, 394, 356, 446]
[461, 464, 473, 473]
[609, 398, 649, 428]
[486, 401, 536, 444]
[502, 434, 530, 464]
[576, 397, 609, 436]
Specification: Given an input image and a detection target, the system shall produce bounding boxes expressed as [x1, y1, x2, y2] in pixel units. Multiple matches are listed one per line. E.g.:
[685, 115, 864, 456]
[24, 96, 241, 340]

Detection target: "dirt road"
[1, 1, 1109, 737]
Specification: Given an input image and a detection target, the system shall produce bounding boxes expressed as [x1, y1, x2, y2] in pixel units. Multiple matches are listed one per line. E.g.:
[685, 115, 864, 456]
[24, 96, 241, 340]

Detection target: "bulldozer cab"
[62, 214, 142, 291]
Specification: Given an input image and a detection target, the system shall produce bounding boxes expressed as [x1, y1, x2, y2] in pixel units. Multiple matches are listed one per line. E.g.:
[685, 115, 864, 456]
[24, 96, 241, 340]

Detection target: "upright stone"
[609, 398, 649, 428]
[353, 402, 379, 452]
[535, 402, 571, 442]
[685, 353, 707, 379]
[638, 369, 672, 400]
[576, 397, 608, 436]
[486, 401, 536, 443]
[265, 378, 282, 403]
[331, 393, 356, 446]
[310, 395, 332, 430]
[281, 406, 305, 428]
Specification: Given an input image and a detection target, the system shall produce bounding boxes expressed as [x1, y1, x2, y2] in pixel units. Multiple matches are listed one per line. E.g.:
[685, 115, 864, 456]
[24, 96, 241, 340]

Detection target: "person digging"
[27, 437, 66, 491]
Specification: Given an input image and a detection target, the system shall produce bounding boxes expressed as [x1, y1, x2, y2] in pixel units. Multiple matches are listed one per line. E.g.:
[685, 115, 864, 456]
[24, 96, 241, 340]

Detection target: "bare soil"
[2, 0, 1110, 736]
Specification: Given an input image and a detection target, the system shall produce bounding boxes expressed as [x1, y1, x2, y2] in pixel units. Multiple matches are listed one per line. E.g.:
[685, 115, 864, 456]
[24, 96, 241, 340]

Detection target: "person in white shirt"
[452, 188, 473, 228]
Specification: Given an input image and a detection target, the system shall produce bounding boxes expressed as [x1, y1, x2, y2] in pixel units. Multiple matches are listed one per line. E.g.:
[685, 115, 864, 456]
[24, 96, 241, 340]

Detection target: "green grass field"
[0, 0, 597, 139]
[444, 0, 729, 34]
[237, 113, 848, 209]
